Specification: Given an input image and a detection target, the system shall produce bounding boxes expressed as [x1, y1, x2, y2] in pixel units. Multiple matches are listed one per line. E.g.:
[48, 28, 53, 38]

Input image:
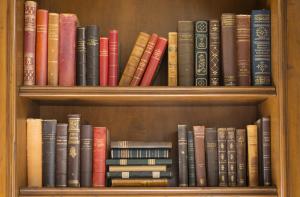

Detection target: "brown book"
[217, 128, 228, 186]
[236, 15, 251, 86]
[247, 125, 258, 186]
[111, 179, 168, 187]
[109, 165, 167, 172]
[111, 141, 172, 149]
[119, 32, 150, 86]
[227, 128, 237, 186]
[262, 117, 272, 186]
[236, 129, 247, 186]
[47, 13, 59, 86]
[178, 125, 188, 187]
[209, 20, 221, 86]
[222, 13, 237, 86]
[168, 32, 178, 86]
[205, 128, 219, 186]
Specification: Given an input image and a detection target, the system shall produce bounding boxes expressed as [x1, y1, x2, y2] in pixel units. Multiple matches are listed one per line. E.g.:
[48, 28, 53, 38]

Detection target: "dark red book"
[108, 30, 119, 86]
[93, 127, 107, 187]
[59, 14, 77, 86]
[99, 37, 109, 86]
[140, 37, 168, 86]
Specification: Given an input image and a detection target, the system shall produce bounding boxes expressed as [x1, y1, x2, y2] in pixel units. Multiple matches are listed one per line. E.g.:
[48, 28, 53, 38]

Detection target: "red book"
[108, 30, 119, 86]
[58, 14, 77, 86]
[130, 33, 158, 86]
[99, 37, 109, 86]
[93, 127, 107, 187]
[140, 37, 167, 86]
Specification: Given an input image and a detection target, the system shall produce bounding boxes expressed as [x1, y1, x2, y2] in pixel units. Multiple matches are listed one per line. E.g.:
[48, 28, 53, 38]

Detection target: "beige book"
[168, 32, 178, 86]
[109, 165, 166, 172]
[247, 124, 258, 186]
[111, 178, 168, 187]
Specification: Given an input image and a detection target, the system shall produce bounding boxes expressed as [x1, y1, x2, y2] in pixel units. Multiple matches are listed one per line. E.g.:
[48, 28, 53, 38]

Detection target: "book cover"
[108, 30, 119, 86]
[227, 128, 237, 186]
[111, 141, 172, 149]
[236, 128, 247, 186]
[76, 27, 87, 86]
[187, 131, 196, 186]
[100, 37, 109, 86]
[107, 171, 172, 179]
[86, 25, 99, 86]
[178, 124, 188, 187]
[109, 165, 167, 172]
[247, 125, 259, 186]
[111, 179, 168, 187]
[111, 149, 170, 159]
[106, 159, 172, 166]
[168, 32, 178, 86]
[80, 125, 93, 187]
[209, 20, 221, 86]
[217, 128, 228, 186]
[205, 128, 219, 186]
[262, 117, 272, 186]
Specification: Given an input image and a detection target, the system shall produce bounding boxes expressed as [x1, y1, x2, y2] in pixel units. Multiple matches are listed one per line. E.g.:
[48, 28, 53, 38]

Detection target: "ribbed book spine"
[86, 25, 99, 86]
[106, 159, 172, 166]
[111, 179, 168, 187]
[111, 149, 169, 159]
[262, 117, 272, 186]
[205, 128, 219, 186]
[247, 125, 259, 186]
[217, 128, 228, 186]
[187, 131, 196, 186]
[107, 171, 172, 179]
[168, 32, 178, 86]
[99, 37, 109, 86]
[178, 125, 188, 187]
[227, 128, 237, 186]
[236, 129, 247, 186]
[76, 27, 86, 86]
[111, 141, 172, 149]
[80, 125, 93, 187]
[209, 20, 221, 86]
[108, 30, 119, 86]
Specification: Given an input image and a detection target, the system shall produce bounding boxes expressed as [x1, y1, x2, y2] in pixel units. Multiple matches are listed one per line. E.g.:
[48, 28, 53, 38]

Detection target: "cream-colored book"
[109, 165, 166, 172]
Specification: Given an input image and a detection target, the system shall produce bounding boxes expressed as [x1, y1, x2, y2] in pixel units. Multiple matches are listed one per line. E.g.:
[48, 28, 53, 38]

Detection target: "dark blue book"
[107, 171, 172, 179]
[187, 131, 196, 186]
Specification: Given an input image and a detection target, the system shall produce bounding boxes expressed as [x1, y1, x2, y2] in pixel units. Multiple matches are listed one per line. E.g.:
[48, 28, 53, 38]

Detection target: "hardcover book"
[111, 149, 170, 159]
[227, 128, 237, 186]
[205, 128, 219, 186]
[111, 179, 168, 187]
[217, 128, 228, 186]
[168, 32, 178, 86]
[106, 159, 172, 166]
[236, 129, 247, 186]
[178, 124, 188, 186]
[209, 20, 221, 86]
[109, 165, 167, 172]
[86, 25, 99, 86]
[247, 125, 259, 186]
[262, 117, 272, 186]
[80, 125, 93, 187]
[76, 27, 86, 86]
[111, 141, 172, 149]
[107, 171, 172, 179]
[108, 30, 119, 86]
[100, 37, 109, 86]
[187, 131, 196, 186]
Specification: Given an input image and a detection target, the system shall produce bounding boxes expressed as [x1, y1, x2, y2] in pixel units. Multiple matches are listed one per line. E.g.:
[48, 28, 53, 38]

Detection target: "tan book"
[168, 32, 178, 86]
[111, 179, 168, 187]
[109, 165, 166, 172]
[27, 118, 42, 187]
[247, 125, 258, 186]
[119, 32, 150, 86]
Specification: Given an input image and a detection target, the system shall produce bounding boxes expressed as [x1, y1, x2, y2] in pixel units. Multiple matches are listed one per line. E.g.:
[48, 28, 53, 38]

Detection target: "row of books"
[177, 117, 271, 187]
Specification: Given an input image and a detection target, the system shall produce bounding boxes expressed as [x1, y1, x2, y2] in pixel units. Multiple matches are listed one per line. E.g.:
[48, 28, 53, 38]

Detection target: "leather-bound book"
[47, 13, 59, 86]
[227, 128, 237, 186]
[86, 25, 99, 86]
[27, 119, 42, 187]
[106, 159, 173, 166]
[236, 129, 247, 186]
[107, 171, 172, 179]
[209, 20, 221, 86]
[111, 179, 168, 187]
[59, 14, 77, 86]
[119, 32, 150, 86]
[168, 32, 178, 86]
[247, 125, 258, 186]
[222, 13, 237, 86]
[23, 1, 37, 86]
[80, 125, 93, 187]
[140, 37, 168, 86]
[262, 117, 272, 186]
[99, 37, 109, 86]
[67, 114, 81, 187]
[256, 118, 263, 185]
[76, 27, 86, 86]
[111, 141, 172, 149]
[109, 165, 167, 172]
[42, 120, 57, 187]
[187, 131, 196, 186]
[178, 125, 188, 187]
[93, 127, 107, 187]
[217, 128, 228, 186]
[236, 15, 251, 86]
[131, 33, 158, 86]
[251, 10, 271, 86]
[178, 21, 194, 86]
[205, 128, 218, 186]
[193, 126, 207, 186]
[195, 20, 208, 86]
[108, 30, 119, 86]
[111, 148, 169, 159]
[55, 123, 68, 187]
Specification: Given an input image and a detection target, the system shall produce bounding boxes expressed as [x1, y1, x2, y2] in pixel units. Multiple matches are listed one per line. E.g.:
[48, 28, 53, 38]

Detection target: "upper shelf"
[18, 86, 276, 105]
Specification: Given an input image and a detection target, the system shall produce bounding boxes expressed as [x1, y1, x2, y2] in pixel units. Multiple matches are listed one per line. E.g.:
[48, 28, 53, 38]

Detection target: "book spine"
[106, 159, 172, 166]
[262, 117, 272, 186]
[247, 125, 259, 186]
[131, 33, 158, 86]
[107, 171, 172, 179]
[227, 128, 237, 186]
[59, 14, 77, 86]
[27, 118, 42, 187]
[111, 149, 169, 159]
[99, 37, 109, 86]
[256, 118, 263, 185]
[178, 21, 194, 86]
[168, 32, 178, 86]
[47, 13, 59, 86]
[23, 1, 37, 86]
[195, 20, 208, 86]
[236, 129, 247, 186]
[42, 120, 57, 187]
[187, 131, 196, 186]
[109, 165, 166, 172]
[222, 13, 237, 86]
[111, 141, 172, 149]
[67, 114, 81, 187]
[217, 128, 228, 186]
[251, 10, 271, 86]
[119, 32, 150, 86]
[108, 30, 119, 86]
[236, 15, 251, 86]
[93, 127, 107, 187]
[111, 179, 168, 187]
[76, 27, 86, 86]
[86, 25, 99, 86]
[178, 125, 188, 186]
[205, 128, 219, 186]
[80, 125, 93, 187]
[209, 20, 221, 86]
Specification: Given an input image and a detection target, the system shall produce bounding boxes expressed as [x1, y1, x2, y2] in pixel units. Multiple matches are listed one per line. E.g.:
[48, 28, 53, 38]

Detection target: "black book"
[107, 171, 172, 179]
[187, 131, 196, 186]
[205, 128, 219, 186]
[227, 128, 237, 186]
[86, 25, 99, 86]
[178, 124, 188, 186]
[80, 125, 93, 187]
[76, 27, 86, 86]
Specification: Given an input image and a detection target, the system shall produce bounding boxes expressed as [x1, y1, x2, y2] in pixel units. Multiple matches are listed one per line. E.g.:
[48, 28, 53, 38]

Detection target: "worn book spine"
[47, 13, 59, 86]
[168, 32, 178, 86]
[256, 118, 263, 185]
[251, 10, 271, 86]
[131, 33, 158, 86]
[178, 21, 194, 86]
[109, 165, 166, 172]
[111, 149, 169, 159]
[193, 125, 207, 186]
[227, 128, 237, 186]
[100, 37, 109, 86]
[205, 128, 219, 186]
[111, 141, 172, 149]
[76, 27, 86, 86]
[23, 1, 37, 86]
[217, 128, 228, 186]
[236, 15, 251, 86]
[107, 171, 172, 179]
[108, 30, 119, 86]
[236, 129, 247, 186]
[247, 125, 259, 186]
[27, 119, 42, 187]
[178, 125, 188, 186]
[111, 179, 168, 187]
[67, 114, 81, 187]
[42, 120, 57, 187]
[59, 14, 77, 86]
[106, 159, 172, 166]
[80, 125, 93, 187]
[222, 13, 237, 86]
[119, 32, 150, 86]
[187, 131, 196, 186]
[209, 20, 221, 86]
[86, 25, 99, 86]
[195, 20, 208, 86]
[262, 117, 272, 186]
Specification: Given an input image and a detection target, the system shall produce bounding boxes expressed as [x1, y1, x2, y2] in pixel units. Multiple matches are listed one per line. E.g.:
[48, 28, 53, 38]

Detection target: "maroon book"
[99, 37, 109, 86]
[108, 30, 119, 86]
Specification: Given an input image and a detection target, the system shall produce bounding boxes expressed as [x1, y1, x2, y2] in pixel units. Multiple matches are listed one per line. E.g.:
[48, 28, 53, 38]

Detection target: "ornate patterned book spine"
[236, 129, 247, 186]
[262, 117, 272, 186]
[236, 15, 251, 86]
[178, 21, 194, 86]
[251, 10, 271, 86]
[109, 165, 166, 172]
[23, 1, 37, 86]
[67, 114, 81, 187]
[111, 149, 169, 159]
[76, 27, 86, 86]
[227, 128, 237, 186]
[111, 179, 168, 187]
[168, 32, 178, 86]
[205, 128, 219, 186]
[108, 30, 119, 86]
[195, 20, 208, 86]
[222, 13, 237, 86]
[80, 125, 93, 187]
[106, 159, 172, 166]
[111, 141, 172, 149]
[107, 171, 172, 179]
[178, 124, 188, 187]
[42, 120, 57, 187]
[86, 25, 99, 86]
[217, 128, 228, 186]
[209, 20, 221, 86]
[119, 32, 150, 86]
[100, 37, 109, 86]
[187, 131, 196, 186]
[47, 13, 59, 86]
[247, 125, 259, 186]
